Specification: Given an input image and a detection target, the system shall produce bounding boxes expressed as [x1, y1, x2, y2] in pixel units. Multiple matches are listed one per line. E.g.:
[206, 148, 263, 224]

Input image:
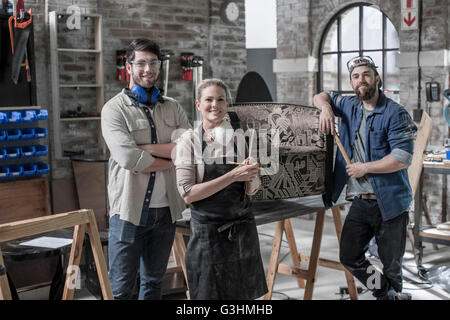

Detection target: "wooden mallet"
[332, 130, 351, 165]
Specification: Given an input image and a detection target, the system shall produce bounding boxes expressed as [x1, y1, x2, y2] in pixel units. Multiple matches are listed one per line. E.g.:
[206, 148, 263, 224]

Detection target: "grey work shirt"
[101, 89, 191, 226]
[175, 117, 260, 198]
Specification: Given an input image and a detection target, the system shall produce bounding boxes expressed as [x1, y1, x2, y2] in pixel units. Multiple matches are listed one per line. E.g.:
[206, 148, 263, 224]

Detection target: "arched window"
[319, 4, 400, 101]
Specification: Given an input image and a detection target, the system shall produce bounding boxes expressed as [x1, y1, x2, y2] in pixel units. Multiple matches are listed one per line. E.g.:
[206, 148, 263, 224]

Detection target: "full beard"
[354, 82, 377, 101]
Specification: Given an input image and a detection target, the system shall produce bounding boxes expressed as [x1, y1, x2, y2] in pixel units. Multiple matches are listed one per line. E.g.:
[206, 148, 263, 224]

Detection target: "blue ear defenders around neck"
[130, 86, 163, 105]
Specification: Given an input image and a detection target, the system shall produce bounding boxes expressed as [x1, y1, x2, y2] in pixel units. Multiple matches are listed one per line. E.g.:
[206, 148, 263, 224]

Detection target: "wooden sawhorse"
[0, 209, 113, 300]
[264, 206, 357, 300]
[172, 196, 358, 300]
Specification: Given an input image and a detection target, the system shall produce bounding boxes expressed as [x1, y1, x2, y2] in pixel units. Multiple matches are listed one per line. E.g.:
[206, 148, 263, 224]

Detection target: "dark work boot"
[394, 292, 412, 300]
[377, 289, 412, 300]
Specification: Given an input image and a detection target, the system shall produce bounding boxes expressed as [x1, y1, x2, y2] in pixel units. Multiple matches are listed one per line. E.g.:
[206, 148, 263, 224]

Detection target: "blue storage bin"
[34, 145, 48, 157]
[7, 164, 23, 177]
[22, 163, 37, 176]
[21, 110, 37, 122]
[37, 109, 48, 120]
[0, 166, 9, 178]
[35, 127, 47, 139]
[5, 147, 20, 159]
[0, 112, 6, 124]
[0, 148, 6, 160]
[36, 162, 50, 175]
[6, 111, 22, 123]
[20, 128, 35, 140]
[21, 145, 36, 157]
[0, 130, 5, 141]
[6, 129, 21, 141]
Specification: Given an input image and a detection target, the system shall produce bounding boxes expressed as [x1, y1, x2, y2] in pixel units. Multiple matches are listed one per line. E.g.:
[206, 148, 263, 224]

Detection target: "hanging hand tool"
[181, 52, 194, 81]
[160, 49, 174, 95]
[116, 50, 126, 82]
[8, 0, 32, 84]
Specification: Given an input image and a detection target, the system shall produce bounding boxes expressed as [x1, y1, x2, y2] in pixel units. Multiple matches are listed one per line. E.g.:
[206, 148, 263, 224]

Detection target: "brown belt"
[359, 194, 376, 200]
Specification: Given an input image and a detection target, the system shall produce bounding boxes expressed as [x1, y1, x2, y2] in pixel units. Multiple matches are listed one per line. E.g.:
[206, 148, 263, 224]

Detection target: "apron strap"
[217, 212, 253, 241]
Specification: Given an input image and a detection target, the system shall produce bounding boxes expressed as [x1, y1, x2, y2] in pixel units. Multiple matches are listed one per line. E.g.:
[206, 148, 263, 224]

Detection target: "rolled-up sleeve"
[171, 101, 192, 143]
[391, 148, 413, 165]
[388, 108, 417, 163]
[174, 130, 197, 197]
[101, 104, 155, 173]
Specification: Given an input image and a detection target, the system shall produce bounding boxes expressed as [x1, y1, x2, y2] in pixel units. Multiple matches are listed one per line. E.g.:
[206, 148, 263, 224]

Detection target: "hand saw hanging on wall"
[8, 0, 32, 84]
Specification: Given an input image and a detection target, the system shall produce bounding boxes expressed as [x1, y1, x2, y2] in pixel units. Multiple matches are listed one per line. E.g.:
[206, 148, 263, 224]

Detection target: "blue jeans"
[339, 197, 408, 299]
[108, 207, 175, 300]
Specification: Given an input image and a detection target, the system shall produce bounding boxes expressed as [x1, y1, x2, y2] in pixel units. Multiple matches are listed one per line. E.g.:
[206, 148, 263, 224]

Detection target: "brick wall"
[23, 0, 246, 179]
[276, 0, 449, 222]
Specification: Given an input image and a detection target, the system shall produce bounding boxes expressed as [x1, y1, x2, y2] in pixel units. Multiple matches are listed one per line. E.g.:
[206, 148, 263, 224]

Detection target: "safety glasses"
[130, 59, 161, 70]
[346, 56, 378, 74]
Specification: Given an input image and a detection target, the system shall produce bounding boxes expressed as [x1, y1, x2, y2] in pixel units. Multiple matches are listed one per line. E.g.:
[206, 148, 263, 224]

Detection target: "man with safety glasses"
[101, 39, 190, 299]
[313, 56, 417, 300]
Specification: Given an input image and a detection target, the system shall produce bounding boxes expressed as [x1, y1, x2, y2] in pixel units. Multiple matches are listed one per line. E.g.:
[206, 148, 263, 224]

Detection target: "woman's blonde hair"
[196, 78, 231, 102]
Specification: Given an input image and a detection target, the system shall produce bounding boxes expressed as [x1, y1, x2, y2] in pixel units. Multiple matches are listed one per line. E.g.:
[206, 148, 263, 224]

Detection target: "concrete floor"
[17, 212, 450, 300]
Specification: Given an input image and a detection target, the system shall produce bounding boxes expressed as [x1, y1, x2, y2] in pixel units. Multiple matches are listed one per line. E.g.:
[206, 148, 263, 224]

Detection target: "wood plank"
[420, 229, 450, 241]
[423, 161, 450, 171]
[304, 210, 325, 300]
[95, 15, 106, 154]
[0, 106, 43, 111]
[59, 83, 101, 88]
[0, 249, 12, 300]
[172, 232, 189, 298]
[0, 178, 50, 225]
[62, 224, 85, 300]
[408, 112, 432, 197]
[85, 210, 114, 300]
[165, 266, 183, 274]
[172, 233, 188, 286]
[0, 210, 90, 243]
[0, 209, 113, 300]
[57, 48, 100, 53]
[263, 220, 284, 300]
[49, 11, 63, 159]
[298, 253, 345, 270]
[60, 117, 101, 121]
[277, 263, 312, 280]
[283, 219, 305, 288]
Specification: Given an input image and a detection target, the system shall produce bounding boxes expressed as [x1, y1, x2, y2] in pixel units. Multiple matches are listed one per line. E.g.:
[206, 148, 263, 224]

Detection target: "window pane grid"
[319, 4, 399, 99]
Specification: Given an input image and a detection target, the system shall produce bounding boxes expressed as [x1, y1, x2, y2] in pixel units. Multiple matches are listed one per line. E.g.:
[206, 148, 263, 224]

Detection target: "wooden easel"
[264, 206, 357, 300]
[0, 209, 113, 300]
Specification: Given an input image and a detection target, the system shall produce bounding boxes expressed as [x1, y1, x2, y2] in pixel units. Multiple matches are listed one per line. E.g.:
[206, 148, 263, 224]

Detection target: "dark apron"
[185, 125, 268, 300]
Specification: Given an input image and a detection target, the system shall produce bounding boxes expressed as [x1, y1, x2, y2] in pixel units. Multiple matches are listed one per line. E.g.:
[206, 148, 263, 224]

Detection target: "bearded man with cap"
[313, 56, 417, 300]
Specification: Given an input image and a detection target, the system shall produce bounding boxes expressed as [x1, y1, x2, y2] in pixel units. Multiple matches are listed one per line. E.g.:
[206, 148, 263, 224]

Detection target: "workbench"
[413, 160, 450, 269]
[173, 194, 359, 300]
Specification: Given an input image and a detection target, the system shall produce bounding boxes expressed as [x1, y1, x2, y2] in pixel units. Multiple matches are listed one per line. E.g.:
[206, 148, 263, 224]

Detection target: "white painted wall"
[245, 0, 277, 48]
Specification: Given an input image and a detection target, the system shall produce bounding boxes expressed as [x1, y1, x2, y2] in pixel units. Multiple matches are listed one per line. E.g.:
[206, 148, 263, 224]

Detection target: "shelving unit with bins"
[0, 106, 50, 180]
[49, 11, 105, 159]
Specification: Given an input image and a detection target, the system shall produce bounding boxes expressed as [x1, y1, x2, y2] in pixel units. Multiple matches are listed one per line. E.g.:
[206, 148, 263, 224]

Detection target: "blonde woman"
[175, 79, 267, 300]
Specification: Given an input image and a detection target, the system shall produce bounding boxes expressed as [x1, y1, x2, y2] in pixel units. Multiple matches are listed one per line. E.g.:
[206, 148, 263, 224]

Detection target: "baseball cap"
[347, 55, 379, 76]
